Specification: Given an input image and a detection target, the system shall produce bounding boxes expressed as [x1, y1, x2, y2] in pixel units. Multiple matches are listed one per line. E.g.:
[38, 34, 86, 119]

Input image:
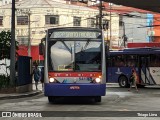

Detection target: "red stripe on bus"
[48, 72, 101, 77]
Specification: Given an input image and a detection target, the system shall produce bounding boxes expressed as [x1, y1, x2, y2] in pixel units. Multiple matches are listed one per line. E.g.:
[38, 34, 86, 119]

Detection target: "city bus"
[40, 27, 106, 102]
[107, 47, 160, 87]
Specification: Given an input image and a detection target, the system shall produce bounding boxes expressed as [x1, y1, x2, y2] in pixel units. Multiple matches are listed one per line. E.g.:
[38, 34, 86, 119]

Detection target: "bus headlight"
[95, 78, 101, 83]
[49, 78, 55, 82]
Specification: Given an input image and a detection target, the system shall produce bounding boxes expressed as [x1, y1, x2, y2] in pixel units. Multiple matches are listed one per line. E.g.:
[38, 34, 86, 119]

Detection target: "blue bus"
[40, 27, 106, 102]
[107, 47, 160, 87]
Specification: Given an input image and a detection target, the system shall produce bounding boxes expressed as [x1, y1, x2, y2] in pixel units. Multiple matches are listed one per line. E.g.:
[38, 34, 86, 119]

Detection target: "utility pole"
[28, 12, 31, 56]
[99, 0, 103, 29]
[123, 21, 127, 47]
[109, 3, 112, 49]
[10, 0, 16, 86]
[123, 22, 125, 47]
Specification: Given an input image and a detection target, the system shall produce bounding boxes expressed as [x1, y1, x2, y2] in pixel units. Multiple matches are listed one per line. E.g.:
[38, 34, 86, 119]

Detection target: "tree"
[0, 30, 18, 60]
[0, 31, 19, 88]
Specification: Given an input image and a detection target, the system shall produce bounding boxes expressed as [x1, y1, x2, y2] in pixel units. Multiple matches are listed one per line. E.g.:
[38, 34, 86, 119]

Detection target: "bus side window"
[119, 59, 125, 67]
[155, 55, 160, 67]
[115, 55, 125, 67]
[127, 55, 137, 67]
[150, 55, 155, 67]
[158, 55, 160, 67]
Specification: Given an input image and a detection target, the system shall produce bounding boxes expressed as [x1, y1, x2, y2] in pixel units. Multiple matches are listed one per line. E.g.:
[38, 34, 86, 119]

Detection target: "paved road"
[0, 85, 160, 120]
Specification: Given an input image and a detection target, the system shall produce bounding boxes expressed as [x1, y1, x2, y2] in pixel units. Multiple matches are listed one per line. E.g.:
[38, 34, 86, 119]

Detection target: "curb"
[0, 90, 42, 100]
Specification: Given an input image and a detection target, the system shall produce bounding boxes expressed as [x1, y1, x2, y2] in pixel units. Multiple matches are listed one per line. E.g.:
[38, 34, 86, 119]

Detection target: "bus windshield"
[48, 40, 101, 71]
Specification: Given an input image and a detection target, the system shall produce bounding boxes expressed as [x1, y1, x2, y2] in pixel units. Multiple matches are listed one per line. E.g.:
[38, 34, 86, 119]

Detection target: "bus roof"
[48, 27, 101, 33]
[109, 47, 160, 55]
[47, 27, 102, 39]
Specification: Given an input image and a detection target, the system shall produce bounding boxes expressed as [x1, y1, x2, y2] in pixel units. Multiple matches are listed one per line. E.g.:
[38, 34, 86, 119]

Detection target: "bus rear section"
[43, 27, 106, 102]
[107, 48, 160, 88]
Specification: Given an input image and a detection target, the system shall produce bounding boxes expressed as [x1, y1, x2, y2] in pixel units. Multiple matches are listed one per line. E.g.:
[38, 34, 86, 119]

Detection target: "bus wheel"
[118, 76, 129, 88]
[48, 96, 55, 103]
[95, 96, 101, 102]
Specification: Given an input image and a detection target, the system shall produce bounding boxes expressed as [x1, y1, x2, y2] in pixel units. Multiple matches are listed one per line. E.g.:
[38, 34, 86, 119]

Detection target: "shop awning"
[17, 45, 44, 61]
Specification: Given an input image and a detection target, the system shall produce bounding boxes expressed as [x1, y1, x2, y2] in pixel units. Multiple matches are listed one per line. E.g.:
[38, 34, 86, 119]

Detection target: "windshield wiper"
[71, 45, 75, 63]
[81, 39, 90, 52]
[61, 41, 71, 53]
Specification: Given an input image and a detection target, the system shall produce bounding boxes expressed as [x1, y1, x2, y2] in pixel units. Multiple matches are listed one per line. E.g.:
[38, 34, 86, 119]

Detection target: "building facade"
[0, 0, 11, 6]
[0, 0, 121, 60]
[120, 12, 148, 46]
[152, 14, 160, 42]
[0, 0, 99, 46]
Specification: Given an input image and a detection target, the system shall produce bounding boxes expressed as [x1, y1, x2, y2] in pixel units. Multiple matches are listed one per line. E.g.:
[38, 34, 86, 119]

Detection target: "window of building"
[45, 15, 59, 25]
[17, 16, 28, 25]
[119, 16, 123, 26]
[73, 17, 81, 26]
[17, 36, 28, 45]
[87, 18, 95, 27]
[0, 16, 3, 26]
[102, 19, 109, 29]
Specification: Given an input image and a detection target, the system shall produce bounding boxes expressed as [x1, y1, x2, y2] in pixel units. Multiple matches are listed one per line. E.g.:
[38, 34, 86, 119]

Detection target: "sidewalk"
[0, 83, 43, 100]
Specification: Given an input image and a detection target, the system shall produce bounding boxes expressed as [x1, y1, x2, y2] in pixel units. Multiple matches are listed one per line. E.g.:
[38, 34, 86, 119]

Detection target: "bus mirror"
[39, 43, 44, 55]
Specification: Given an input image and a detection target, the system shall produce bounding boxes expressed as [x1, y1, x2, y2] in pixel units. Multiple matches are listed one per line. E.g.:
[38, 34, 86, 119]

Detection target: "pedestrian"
[128, 69, 138, 92]
[32, 64, 41, 90]
[40, 67, 44, 90]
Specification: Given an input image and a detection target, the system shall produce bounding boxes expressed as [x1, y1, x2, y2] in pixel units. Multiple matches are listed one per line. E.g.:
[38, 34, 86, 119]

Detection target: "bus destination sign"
[50, 31, 101, 39]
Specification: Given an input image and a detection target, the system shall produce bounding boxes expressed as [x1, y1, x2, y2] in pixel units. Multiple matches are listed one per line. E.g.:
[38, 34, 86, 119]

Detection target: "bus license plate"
[70, 86, 80, 90]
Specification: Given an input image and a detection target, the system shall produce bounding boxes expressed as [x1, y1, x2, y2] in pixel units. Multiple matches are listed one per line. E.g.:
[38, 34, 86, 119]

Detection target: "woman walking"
[32, 64, 41, 90]
[128, 69, 138, 92]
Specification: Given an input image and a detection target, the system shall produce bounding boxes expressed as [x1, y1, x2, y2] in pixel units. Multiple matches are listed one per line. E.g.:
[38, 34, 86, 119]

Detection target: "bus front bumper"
[44, 83, 106, 96]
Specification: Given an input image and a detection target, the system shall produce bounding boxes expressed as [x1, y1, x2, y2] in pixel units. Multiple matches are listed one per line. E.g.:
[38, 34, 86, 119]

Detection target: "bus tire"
[48, 96, 55, 103]
[118, 76, 129, 88]
[95, 96, 101, 102]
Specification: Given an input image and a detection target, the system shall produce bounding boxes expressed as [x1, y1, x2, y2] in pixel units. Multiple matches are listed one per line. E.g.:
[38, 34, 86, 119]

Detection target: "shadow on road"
[48, 97, 102, 105]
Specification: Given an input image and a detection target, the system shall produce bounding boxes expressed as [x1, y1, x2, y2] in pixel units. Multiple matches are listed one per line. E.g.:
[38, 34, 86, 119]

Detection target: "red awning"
[17, 45, 44, 61]
[31, 46, 44, 60]
[17, 45, 28, 56]
[127, 42, 160, 48]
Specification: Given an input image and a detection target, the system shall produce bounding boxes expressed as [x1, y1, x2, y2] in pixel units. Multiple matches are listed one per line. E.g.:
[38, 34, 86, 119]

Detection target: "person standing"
[32, 64, 41, 90]
[128, 69, 138, 92]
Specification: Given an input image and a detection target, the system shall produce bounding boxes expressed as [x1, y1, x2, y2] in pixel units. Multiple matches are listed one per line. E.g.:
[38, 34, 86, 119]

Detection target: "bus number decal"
[79, 77, 92, 81]
[70, 86, 80, 90]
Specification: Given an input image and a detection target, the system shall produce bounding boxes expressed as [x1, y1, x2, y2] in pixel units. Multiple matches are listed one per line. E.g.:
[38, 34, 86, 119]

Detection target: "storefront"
[17, 45, 44, 62]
